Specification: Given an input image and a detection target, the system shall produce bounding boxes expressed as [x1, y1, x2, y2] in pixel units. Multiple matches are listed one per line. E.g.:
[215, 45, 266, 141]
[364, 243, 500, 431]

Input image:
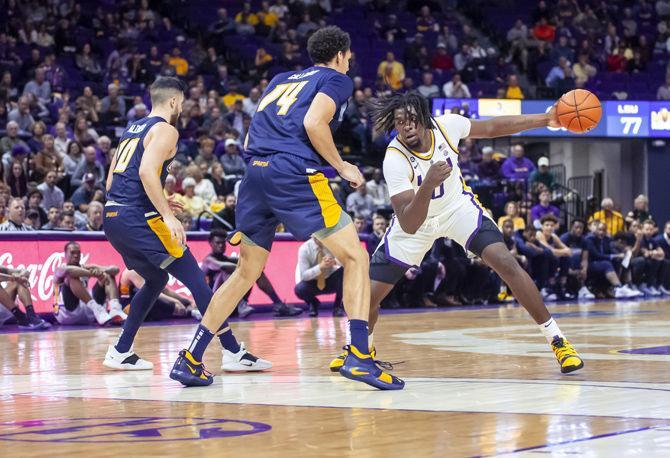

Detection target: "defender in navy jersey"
[174, 27, 404, 390]
[103, 77, 270, 380]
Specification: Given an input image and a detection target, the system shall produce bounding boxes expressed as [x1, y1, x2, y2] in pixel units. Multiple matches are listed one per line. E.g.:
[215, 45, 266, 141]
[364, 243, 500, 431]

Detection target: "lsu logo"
[252, 160, 269, 167]
[0, 417, 271, 443]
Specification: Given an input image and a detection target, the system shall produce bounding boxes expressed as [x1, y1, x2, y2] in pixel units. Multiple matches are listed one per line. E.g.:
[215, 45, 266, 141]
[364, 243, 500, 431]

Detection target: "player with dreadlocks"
[329, 91, 585, 375]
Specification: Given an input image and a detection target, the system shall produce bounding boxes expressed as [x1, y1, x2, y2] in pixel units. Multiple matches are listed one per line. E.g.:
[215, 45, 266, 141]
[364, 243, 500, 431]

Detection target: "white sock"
[539, 317, 563, 344]
[368, 332, 374, 351]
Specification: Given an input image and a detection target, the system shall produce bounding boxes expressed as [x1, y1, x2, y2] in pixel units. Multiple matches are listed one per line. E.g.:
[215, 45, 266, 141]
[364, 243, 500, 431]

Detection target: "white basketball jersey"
[383, 113, 473, 217]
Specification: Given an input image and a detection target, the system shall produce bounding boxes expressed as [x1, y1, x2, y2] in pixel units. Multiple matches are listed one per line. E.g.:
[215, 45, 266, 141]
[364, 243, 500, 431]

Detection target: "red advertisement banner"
[0, 237, 320, 313]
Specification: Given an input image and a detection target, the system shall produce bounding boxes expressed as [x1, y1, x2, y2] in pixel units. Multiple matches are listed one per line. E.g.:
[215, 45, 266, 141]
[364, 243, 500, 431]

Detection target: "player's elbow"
[138, 164, 155, 180]
[303, 114, 322, 135]
[398, 218, 418, 235]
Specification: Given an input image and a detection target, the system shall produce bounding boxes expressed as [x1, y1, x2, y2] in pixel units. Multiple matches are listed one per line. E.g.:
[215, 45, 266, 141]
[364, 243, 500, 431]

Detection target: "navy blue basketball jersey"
[245, 66, 353, 164]
[107, 116, 173, 211]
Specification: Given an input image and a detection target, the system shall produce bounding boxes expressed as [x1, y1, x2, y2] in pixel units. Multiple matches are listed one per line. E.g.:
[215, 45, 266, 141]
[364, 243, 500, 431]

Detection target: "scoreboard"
[431, 98, 670, 138]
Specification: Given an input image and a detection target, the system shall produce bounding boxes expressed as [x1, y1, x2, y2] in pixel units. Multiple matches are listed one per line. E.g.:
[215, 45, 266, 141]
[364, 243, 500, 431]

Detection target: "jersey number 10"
[416, 175, 445, 199]
[113, 137, 140, 173]
[257, 81, 309, 115]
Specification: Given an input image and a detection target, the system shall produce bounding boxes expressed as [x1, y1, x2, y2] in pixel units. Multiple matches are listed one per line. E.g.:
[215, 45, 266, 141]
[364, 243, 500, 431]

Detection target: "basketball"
[556, 89, 602, 134]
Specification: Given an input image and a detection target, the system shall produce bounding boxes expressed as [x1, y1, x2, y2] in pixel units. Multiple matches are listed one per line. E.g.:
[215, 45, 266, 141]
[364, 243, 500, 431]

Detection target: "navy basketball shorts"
[104, 206, 185, 271]
[235, 153, 346, 251]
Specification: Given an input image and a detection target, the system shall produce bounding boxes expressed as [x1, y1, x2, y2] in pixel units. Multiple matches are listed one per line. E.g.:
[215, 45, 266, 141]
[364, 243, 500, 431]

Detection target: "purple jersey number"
[416, 175, 445, 199]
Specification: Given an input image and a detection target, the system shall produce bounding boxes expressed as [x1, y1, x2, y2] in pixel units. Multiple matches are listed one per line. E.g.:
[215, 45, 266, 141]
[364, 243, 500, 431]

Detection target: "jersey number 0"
[257, 81, 308, 115]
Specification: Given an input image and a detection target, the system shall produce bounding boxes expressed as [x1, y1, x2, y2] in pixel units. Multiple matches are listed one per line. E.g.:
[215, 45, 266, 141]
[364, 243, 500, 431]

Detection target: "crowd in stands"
[0, 0, 669, 329]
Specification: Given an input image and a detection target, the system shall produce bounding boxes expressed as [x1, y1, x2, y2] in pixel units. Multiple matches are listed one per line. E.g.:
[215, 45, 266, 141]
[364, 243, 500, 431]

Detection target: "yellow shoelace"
[553, 340, 577, 361]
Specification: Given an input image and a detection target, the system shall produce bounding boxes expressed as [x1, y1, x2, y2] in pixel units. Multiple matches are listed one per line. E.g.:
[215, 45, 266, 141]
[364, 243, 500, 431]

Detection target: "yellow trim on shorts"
[398, 130, 435, 160]
[146, 216, 185, 259]
[308, 172, 342, 228]
[433, 118, 460, 155]
[460, 175, 484, 209]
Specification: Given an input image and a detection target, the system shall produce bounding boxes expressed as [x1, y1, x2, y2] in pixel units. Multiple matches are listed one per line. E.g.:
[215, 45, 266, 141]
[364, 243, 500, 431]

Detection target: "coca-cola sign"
[0, 238, 314, 313]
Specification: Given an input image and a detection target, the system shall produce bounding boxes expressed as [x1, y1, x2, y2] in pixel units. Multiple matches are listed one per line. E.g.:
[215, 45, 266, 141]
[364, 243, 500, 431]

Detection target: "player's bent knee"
[488, 250, 520, 279]
[236, 262, 264, 283]
[344, 245, 370, 267]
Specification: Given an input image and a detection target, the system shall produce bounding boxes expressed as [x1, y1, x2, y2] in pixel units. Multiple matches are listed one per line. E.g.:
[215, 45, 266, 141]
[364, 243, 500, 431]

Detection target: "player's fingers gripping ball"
[556, 89, 602, 134]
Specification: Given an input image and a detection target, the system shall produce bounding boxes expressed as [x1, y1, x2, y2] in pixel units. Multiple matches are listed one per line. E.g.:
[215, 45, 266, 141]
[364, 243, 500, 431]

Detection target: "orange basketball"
[556, 89, 602, 133]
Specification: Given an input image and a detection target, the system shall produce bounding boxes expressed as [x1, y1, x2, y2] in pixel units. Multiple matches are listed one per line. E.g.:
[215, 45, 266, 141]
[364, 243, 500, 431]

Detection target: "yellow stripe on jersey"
[433, 118, 460, 155]
[387, 146, 415, 182]
[398, 130, 435, 160]
[146, 216, 185, 259]
[460, 175, 484, 209]
[308, 172, 342, 228]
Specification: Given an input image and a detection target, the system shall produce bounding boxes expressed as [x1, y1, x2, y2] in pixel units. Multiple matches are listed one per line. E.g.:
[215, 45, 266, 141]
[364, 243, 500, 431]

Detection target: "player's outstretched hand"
[338, 161, 365, 188]
[547, 102, 561, 128]
[167, 194, 184, 214]
[164, 214, 186, 247]
[424, 161, 452, 188]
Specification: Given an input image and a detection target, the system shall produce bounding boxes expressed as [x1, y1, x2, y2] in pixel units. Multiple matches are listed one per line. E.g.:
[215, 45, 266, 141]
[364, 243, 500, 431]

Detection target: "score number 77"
[620, 116, 642, 135]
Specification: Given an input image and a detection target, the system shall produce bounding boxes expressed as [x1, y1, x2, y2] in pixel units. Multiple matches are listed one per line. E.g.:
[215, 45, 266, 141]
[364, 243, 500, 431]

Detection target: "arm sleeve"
[382, 151, 414, 197]
[434, 113, 472, 140]
[71, 163, 85, 187]
[500, 159, 514, 179]
[71, 188, 85, 207]
[345, 193, 357, 213]
[585, 238, 608, 261]
[318, 73, 354, 107]
[529, 205, 540, 222]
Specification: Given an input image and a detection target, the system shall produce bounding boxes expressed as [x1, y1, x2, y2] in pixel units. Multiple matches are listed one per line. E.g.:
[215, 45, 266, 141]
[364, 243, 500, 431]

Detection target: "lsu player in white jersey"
[330, 92, 584, 375]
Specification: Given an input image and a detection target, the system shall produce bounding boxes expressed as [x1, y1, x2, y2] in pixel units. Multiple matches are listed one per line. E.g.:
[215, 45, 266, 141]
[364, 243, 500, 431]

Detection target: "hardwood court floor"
[2, 299, 670, 457]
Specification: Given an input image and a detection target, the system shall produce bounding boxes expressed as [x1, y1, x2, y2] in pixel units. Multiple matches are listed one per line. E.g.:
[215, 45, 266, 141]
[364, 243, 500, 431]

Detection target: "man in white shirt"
[53, 122, 71, 157]
[417, 71, 440, 98]
[295, 237, 344, 317]
[365, 168, 390, 207]
[37, 170, 65, 210]
[346, 185, 376, 220]
[442, 73, 471, 98]
[243, 88, 261, 117]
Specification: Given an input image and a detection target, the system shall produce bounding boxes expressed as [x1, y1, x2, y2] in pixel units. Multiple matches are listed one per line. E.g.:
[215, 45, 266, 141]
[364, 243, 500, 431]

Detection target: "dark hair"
[7, 160, 27, 198]
[540, 214, 559, 225]
[149, 76, 187, 105]
[67, 141, 82, 155]
[209, 228, 228, 241]
[307, 26, 351, 64]
[64, 240, 78, 252]
[369, 91, 433, 135]
[571, 218, 586, 227]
